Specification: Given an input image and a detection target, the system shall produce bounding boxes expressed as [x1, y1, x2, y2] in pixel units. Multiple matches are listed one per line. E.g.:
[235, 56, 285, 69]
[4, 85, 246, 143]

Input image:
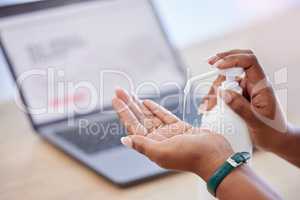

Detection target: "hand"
[202, 49, 288, 152]
[112, 88, 233, 181]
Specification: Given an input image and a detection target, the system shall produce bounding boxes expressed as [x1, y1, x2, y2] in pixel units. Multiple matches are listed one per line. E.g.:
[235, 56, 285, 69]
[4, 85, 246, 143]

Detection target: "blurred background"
[1, 0, 300, 102]
[1, 1, 300, 199]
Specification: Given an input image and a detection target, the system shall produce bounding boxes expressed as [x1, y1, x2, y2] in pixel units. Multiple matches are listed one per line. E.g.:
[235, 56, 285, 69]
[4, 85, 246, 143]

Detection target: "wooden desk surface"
[0, 101, 300, 200]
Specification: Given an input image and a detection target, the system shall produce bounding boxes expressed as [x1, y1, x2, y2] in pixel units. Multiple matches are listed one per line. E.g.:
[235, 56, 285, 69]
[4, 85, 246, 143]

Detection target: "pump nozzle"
[219, 67, 244, 93]
[219, 67, 244, 79]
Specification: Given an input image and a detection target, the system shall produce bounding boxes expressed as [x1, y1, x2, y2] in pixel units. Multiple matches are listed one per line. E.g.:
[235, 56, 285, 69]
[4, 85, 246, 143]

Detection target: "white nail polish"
[205, 55, 216, 61]
[121, 137, 133, 148]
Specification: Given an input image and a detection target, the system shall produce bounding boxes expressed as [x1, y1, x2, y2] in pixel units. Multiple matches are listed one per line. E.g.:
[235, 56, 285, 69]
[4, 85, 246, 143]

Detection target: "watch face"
[232, 152, 251, 163]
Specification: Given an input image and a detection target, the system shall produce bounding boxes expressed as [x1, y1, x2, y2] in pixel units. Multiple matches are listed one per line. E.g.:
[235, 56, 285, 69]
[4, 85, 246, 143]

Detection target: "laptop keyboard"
[55, 119, 126, 154]
[55, 101, 182, 155]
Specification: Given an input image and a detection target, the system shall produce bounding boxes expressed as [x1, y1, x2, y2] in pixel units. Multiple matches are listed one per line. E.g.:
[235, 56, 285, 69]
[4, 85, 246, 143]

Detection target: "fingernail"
[214, 58, 224, 68]
[206, 55, 217, 63]
[220, 90, 232, 104]
[198, 100, 208, 114]
[121, 137, 133, 148]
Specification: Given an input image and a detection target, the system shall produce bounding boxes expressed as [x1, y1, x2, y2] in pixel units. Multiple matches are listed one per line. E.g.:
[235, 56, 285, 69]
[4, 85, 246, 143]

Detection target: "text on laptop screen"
[0, 0, 184, 125]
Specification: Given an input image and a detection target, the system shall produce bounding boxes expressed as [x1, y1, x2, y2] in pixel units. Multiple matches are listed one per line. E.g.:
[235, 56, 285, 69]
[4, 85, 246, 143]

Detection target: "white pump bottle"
[200, 67, 253, 155]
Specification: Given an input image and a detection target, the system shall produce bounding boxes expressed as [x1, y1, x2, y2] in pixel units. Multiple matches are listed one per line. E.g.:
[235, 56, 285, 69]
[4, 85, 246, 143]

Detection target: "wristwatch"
[207, 152, 251, 197]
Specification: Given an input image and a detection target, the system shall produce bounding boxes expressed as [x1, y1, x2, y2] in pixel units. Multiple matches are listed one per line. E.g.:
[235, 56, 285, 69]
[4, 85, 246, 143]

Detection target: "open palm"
[112, 88, 192, 141]
[112, 88, 233, 180]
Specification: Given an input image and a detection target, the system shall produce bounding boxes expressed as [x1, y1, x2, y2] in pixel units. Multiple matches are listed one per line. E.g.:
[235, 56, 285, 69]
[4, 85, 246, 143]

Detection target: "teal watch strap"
[207, 152, 251, 197]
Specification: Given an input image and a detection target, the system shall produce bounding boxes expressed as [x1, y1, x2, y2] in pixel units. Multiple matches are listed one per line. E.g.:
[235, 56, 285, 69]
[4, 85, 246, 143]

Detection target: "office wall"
[0, 0, 299, 102]
[182, 6, 300, 121]
[0, 49, 14, 102]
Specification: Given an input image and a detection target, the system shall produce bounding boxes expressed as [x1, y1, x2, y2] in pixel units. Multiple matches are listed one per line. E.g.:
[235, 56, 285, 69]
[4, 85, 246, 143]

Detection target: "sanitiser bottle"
[200, 67, 253, 154]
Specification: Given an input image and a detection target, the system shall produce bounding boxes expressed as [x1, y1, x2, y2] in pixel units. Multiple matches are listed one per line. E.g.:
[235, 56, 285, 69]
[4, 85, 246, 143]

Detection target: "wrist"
[206, 152, 251, 196]
[194, 150, 233, 182]
[216, 164, 250, 197]
[267, 124, 293, 154]
[268, 123, 299, 158]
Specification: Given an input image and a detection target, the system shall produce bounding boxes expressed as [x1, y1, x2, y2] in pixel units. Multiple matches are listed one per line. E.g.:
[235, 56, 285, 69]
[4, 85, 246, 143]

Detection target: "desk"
[0, 100, 300, 200]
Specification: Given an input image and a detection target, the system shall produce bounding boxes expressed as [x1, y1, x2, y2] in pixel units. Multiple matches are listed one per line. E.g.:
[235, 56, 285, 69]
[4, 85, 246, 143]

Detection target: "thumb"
[220, 90, 256, 125]
[120, 135, 160, 160]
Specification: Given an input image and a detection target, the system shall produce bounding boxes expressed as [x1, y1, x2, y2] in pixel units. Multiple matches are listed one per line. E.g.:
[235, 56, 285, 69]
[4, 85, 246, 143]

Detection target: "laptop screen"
[0, 0, 185, 125]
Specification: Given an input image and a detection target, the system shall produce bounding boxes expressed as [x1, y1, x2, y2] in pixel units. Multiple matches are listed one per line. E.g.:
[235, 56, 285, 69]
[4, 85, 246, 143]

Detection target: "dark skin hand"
[111, 49, 300, 200]
[204, 49, 300, 167]
[112, 87, 281, 199]
[112, 88, 234, 182]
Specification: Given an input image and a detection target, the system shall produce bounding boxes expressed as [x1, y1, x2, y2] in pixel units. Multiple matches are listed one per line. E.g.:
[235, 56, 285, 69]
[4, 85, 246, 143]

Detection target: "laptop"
[0, 0, 187, 186]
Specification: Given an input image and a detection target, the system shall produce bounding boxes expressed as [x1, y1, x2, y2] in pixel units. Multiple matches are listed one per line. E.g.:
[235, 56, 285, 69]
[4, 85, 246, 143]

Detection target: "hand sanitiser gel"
[183, 67, 253, 155]
[201, 67, 253, 155]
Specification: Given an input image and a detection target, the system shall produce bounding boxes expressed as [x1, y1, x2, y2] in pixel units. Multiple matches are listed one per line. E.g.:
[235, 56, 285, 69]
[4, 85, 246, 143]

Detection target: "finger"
[143, 100, 180, 124]
[115, 87, 131, 102]
[198, 98, 209, 114]
[155, 121, 191, 138]
[112, 97, 147, 135]
[208, 49, 253, 65]
[207, 55, 221, 65]
[216, 49, 253, 58]
[199, 75, 225, 112]
[235, 77, 247, 93]
[214, 54, 266, 96]
[121, 135, 163, 161]
[116, 88, 163, 131]
[132, 95, 163, 130]
[132, 94, 152, 116]
[214, 54, 265, 82]
[200, 72, 243, 112]
[199, 97, 215, 114]
[214, 53, 256, 70]
[219, 90, 257, 126]
[239, 77, 251, 101]
[115, 88, 146, 123]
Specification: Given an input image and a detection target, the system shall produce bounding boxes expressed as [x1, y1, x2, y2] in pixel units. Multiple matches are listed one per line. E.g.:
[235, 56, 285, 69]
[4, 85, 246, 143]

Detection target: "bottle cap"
[219, 67, 244, 80]
[219, 67, 244, 93]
